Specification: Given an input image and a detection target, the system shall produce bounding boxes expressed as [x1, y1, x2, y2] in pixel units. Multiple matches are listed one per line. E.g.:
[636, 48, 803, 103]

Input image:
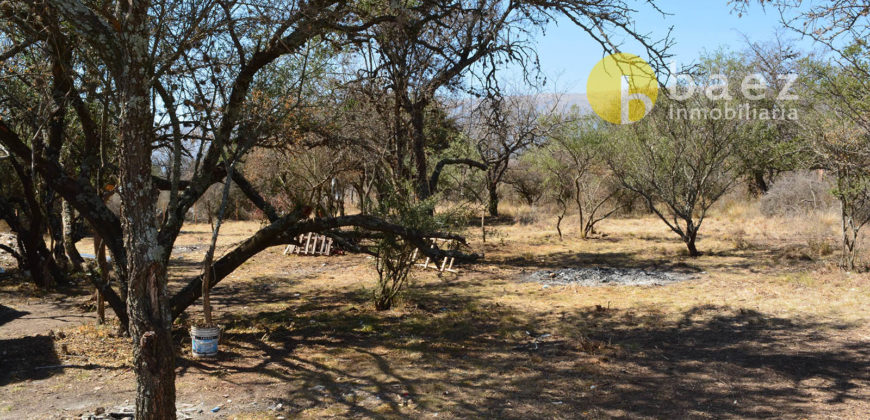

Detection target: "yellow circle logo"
[586, 53, 659, 124]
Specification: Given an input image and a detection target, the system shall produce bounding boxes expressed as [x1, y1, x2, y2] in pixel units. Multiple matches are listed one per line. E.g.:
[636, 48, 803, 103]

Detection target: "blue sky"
[525, 0, 816, 93]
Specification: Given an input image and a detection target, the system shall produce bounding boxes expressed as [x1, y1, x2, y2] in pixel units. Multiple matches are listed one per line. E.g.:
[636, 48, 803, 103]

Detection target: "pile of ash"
[526, 266, 697, 287]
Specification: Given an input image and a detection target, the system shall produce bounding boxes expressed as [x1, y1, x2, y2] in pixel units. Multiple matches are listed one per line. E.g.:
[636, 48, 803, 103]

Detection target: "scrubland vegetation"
[1, 0, 869, 418]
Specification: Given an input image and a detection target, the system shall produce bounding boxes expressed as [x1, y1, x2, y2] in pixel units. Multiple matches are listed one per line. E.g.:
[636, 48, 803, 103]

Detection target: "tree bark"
[751, 170, 769, 196]
[410, 105, 430, 200]
[114, 2, 176, 416]
[62, 200, 85, 272]
[93, 235, 109, 325]
[685, 224, 700, 257]
[487, 183, 499, 217]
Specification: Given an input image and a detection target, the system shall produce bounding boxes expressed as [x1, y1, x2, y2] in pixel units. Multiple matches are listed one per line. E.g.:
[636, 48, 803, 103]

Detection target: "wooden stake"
[202, 259, 212, 326]
[481, 213, 486, 243]
[93, 235, 107, 325]
[304, 232, 312, 253]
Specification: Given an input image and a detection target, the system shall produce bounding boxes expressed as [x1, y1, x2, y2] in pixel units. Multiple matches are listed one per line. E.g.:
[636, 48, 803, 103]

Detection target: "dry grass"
[2, 203, 869, 419]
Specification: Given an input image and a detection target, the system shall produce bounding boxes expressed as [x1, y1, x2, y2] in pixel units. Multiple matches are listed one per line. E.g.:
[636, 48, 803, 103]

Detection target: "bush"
[760, 171, 838, 217]
[512, 205, 542, 225]
[372, 235, 416, 311]
[369, 183, 445, 311]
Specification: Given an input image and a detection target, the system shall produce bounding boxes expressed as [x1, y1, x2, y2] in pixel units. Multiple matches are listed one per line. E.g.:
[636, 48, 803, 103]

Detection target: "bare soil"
[1, 214, 868, 419]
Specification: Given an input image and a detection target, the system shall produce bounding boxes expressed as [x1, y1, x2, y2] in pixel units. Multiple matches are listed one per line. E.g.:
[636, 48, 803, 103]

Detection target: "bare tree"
[538, 113, 622, 239]
[364, 0, 672, 202]
[465, 91, 560, 216]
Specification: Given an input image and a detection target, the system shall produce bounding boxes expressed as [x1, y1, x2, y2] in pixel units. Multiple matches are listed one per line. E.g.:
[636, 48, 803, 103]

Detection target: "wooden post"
[304, 232, 312, 254]
[202, 261, 212, 325]
[93, 235, 107, 325]
[481, 213, 486, 243]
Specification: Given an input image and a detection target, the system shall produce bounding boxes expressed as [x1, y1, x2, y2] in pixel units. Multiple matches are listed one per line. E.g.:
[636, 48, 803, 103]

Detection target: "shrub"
[373, 235, 416, 311]
[760, 171, 838, 217]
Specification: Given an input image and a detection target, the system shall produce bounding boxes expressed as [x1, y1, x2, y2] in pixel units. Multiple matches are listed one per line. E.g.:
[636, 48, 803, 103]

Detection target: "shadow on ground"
[174, 278, 870, 418]
[0, 335, 61, 386]
[0, 303, 28, 327]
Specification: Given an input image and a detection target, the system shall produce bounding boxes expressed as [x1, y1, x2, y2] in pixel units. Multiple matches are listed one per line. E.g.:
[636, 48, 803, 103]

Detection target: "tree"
[365, 0, 672, 202]
[736, 0, 870, 269]
[802, 59, 870, 270]
[504, 155, 546, 206]
[538, 113, 622, 239]
[465, 91, 560, 216]
[725, 39, 809, 194]
[1, 1, 385, 417]
[609, 95, 741, 257]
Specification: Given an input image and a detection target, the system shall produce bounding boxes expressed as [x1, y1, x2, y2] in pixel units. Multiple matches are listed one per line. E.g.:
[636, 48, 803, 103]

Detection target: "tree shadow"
[172, 278, 870, 418]
[560, 304, 869, 417]
[0, 335, 61, 386]
[0, 303, 28, 327]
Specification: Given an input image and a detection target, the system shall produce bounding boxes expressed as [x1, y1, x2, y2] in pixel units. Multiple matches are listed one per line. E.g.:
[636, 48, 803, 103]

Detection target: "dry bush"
[511, 205, 543, 225]
[791, 212, 839, 259]
[760, 171, 838, 217]
[504, 158, 546, 206]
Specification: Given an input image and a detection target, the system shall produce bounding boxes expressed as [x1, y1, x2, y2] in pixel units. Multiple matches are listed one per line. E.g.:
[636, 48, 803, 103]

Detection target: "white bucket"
[190, 326, 220, 358]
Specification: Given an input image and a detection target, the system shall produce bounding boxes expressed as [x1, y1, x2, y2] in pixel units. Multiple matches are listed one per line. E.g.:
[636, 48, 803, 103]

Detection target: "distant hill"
[539, 93, 591, 114]
[446, 92, 591, 116]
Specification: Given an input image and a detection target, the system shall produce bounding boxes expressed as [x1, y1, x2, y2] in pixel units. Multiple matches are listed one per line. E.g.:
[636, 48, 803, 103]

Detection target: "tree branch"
[429, 158, 487, 193]
[169, 212, 478, 318]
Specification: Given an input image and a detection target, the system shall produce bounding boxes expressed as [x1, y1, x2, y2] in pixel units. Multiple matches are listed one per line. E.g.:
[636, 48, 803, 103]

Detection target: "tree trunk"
[410, 105, 430, 200]
[750, 170, 769, 196]
[841, 210, 859, 271]
[487, 183, 499, 217]
[116, 6, 177, 417]
[685, 238, 699, 257]
[62, 200, 84, 272]
[685, 225, 700, 257]
[93, 235, 108, 324]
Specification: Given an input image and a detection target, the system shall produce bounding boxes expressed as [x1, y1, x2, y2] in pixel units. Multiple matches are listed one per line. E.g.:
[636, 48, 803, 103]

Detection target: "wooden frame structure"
[412, 238, 458, 273]
[283, 233, 334, 256]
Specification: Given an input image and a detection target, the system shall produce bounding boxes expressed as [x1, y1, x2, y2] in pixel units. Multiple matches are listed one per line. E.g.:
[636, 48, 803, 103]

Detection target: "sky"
[525, 0, 817, 93]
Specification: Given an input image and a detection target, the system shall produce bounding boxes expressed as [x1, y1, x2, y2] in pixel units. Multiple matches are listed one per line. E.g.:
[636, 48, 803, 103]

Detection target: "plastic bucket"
[190, 326, 220, 358]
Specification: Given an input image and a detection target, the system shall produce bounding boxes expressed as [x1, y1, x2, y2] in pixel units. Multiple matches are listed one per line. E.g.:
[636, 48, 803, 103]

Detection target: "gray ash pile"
[526, 267, 696, 287]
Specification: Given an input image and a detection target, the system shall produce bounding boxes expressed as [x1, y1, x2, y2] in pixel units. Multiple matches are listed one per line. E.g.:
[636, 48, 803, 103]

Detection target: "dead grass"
[2, 205, 869, 419]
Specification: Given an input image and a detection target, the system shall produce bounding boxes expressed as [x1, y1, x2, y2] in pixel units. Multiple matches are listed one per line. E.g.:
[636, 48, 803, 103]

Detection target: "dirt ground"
[0, 210, 868, 419]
